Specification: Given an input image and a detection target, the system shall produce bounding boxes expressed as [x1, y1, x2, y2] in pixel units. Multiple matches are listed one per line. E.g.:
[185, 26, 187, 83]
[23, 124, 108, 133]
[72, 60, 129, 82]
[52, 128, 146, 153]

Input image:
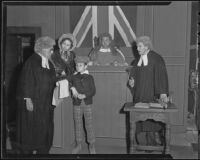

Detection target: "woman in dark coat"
[16, 36, 56, 154]
[50, 33, 77, 79]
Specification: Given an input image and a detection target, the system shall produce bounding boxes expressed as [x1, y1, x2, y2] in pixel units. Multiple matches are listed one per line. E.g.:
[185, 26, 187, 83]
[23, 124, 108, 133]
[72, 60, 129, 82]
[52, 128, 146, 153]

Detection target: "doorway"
[4, 26, 41, 152]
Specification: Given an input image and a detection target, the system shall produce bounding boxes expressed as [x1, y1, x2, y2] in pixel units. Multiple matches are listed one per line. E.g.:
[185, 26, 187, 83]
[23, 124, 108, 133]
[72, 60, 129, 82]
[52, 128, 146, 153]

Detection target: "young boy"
[70, 56, 96, 154]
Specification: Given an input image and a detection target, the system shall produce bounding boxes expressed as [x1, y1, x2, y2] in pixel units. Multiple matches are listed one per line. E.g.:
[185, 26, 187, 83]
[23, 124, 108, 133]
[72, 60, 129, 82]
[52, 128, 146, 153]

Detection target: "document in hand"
[57, 79, 70, 98]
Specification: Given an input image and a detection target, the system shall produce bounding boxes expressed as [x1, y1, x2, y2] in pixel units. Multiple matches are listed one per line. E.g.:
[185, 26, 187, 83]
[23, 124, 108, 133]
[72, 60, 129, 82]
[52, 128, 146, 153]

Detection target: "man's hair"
[136, 36, 153, 50]
[34, 36, 55, 54]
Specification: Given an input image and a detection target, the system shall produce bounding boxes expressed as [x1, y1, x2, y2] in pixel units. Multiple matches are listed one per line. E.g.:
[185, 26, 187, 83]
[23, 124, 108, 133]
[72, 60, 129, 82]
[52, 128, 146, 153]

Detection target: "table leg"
[165, 123, 170, 154]
[130, 121, 136, 154]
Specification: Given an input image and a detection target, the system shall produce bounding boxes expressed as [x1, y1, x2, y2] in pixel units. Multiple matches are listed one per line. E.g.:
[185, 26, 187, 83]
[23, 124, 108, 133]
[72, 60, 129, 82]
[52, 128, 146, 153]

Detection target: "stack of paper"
[134, 103, 149, 108]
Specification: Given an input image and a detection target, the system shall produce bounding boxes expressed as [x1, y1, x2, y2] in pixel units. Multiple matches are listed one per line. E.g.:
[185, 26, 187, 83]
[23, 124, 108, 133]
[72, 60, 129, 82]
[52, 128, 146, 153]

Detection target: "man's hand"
[160, 94, 169, 103]
[25, 98, 34, 111]
[128, 77, 135, 88]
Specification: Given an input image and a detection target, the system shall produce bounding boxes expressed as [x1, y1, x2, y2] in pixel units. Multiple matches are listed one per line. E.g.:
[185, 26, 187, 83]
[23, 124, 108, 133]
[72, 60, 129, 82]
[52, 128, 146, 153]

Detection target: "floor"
[67, 115, 199, 159]
[5, 115, 199, 159]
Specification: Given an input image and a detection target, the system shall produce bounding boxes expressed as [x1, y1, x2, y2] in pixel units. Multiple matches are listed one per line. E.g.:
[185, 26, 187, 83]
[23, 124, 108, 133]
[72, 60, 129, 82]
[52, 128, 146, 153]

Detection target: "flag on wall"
[70, 6, 137, 48]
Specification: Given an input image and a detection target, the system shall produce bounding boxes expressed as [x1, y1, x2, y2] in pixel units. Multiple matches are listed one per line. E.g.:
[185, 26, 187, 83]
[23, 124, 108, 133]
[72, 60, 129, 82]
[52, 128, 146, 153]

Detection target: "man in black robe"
[128, 36, 169, 103]
[16, 36, 56, 154]
[128, 36, 169, 148]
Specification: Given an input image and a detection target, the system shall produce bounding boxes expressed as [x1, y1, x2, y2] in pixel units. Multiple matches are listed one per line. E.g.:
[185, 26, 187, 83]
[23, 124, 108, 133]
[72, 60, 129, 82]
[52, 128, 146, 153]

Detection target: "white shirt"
[137, 51, 149, 67]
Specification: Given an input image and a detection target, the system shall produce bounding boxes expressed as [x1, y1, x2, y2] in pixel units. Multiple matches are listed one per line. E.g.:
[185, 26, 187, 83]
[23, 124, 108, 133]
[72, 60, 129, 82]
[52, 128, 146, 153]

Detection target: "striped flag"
[70, 6, 137, 48]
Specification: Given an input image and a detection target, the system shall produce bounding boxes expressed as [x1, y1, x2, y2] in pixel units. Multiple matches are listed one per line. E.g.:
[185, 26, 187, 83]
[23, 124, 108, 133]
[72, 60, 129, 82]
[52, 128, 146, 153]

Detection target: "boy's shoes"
[72, 144, 82, 154]
[89, 144, 96, 154]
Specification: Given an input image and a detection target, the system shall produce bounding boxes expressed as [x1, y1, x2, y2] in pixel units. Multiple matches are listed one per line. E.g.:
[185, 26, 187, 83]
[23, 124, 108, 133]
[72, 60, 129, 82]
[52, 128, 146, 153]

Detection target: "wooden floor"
[5, 116, 198, 159]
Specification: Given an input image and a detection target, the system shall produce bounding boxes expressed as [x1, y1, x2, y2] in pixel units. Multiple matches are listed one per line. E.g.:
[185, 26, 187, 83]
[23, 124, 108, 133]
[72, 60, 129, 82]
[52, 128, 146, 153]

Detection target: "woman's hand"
[25, 98, 34, 111]
[71, 87, 78, 98]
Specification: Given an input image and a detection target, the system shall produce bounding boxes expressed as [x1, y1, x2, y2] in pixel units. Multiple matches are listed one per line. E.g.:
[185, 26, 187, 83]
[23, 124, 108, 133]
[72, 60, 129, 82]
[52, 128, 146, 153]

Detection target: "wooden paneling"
[153, 2, 188, 57]
[7, 6, 57, 38]
[150, 1, 191, 132]
[166, 65, 185, 125]
[89, 66, 129, 139]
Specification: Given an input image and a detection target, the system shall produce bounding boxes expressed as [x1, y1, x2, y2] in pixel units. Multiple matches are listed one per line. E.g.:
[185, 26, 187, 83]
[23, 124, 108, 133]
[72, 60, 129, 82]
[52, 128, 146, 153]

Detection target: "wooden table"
[124, 102, 178, 154]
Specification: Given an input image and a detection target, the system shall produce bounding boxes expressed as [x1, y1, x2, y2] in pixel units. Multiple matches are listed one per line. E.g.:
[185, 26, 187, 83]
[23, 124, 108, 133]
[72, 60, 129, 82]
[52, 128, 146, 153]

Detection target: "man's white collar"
[137, 51, 149, 67]
[38, 53, 50, 69]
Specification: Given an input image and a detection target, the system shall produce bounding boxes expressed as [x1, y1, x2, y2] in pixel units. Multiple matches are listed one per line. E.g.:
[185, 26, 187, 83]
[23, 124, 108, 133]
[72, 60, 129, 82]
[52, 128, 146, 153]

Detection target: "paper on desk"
[134, 103, 149, 108]
[149, 102, 168, 108]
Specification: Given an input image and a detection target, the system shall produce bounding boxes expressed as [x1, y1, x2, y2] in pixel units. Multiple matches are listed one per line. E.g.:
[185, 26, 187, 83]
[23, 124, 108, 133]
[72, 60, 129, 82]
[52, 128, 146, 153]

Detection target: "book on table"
[134, 102, 167, 109]
[134, 103, 150, 108]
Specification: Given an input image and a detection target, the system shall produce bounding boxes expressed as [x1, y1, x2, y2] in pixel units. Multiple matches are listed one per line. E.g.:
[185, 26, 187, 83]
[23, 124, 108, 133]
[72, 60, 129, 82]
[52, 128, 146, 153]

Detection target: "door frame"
[6, 26, 41, 40]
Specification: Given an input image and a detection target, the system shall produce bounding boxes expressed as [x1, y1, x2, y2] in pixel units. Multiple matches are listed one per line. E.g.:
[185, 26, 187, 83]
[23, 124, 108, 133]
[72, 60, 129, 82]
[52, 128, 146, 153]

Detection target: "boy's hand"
[77, 94, 86, 99]
[71, 87, 78, 98]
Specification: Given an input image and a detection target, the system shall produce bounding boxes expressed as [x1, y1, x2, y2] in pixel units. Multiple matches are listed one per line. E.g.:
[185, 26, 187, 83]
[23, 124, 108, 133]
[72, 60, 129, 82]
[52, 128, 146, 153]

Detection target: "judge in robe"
[128, 36, 169, 103]
[16, 36, 56, 154]
[88, 33, 128, 66]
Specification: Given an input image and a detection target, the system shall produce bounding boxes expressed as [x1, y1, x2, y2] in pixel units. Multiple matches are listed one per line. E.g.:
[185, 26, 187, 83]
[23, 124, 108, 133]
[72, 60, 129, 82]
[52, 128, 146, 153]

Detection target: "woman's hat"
[58, 33, 77, 51]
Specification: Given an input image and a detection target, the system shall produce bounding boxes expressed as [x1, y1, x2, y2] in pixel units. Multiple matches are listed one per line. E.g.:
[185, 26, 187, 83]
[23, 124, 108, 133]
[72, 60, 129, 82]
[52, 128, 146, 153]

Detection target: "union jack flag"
[69, 6, 137, 48]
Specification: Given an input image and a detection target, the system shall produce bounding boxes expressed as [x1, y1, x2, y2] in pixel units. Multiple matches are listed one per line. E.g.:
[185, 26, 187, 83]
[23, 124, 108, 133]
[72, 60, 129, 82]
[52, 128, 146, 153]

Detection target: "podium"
[124, 102, 178, 154]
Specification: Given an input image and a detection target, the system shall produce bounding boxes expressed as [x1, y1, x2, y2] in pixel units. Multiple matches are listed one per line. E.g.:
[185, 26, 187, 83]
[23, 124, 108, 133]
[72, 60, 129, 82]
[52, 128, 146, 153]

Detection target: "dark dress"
[50, 50, 76, 78]
[16, 53, 56, 152]
[129, 50, 169, 103]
